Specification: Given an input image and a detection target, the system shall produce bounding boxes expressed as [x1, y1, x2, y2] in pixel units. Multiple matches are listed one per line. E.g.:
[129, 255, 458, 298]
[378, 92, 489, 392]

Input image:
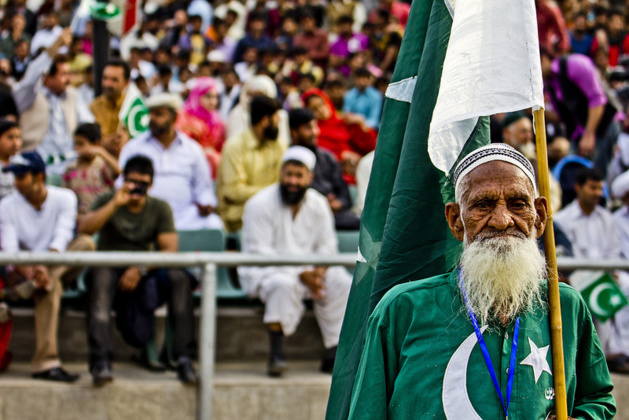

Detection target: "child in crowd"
[62, 123, 120, 216]
[0, 119, 22, 201]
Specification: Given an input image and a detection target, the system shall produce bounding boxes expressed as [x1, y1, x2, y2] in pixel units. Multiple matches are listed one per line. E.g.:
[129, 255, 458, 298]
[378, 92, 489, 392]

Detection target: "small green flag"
[90, 1, 121, 21]
[580, 273, 629, 322]
[119, 83, 148, 138]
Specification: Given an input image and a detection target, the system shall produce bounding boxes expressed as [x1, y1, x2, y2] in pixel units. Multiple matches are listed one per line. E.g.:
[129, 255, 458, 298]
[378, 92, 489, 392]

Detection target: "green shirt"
[348, 271, 616, 420]
[90, 191, 176, 252]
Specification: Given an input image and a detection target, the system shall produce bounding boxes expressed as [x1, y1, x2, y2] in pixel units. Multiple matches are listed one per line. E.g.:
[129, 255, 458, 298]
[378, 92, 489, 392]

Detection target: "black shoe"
[177, 357, 198, 385]
[91, 361, 113, 386]
[267, 355, 287, 378]
[320, 346, 337, 374]
[32, 367, 79, 383]
[607, 356, 629, 374]
[133, 349, 166, 372]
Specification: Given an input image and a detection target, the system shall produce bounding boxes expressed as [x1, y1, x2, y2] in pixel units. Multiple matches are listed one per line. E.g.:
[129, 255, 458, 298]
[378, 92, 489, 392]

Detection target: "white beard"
[459, 233, 547, 326]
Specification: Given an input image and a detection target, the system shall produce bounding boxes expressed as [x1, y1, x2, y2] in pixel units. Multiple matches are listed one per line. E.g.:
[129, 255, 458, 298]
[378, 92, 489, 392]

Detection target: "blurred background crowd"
[2, 0, 629, 379]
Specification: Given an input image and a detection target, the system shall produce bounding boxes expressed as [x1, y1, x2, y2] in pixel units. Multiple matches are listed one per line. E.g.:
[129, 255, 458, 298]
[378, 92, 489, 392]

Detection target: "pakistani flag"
[119, 83, 149, 138]
[71, 0, 140, 38]
[326, 0, 544, 418]
[580, 273, 629, 322]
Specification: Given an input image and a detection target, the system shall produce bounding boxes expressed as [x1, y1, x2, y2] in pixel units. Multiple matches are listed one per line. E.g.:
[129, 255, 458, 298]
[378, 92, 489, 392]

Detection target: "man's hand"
[196, 203, 214, 217]
[33, 265, 51, 290]
[327, 194, 344, 213]
[119, 267, 142, 292]
[300, 269, 326, 299]
[113, 186, 131, 208]
[578, 132, 596, 156]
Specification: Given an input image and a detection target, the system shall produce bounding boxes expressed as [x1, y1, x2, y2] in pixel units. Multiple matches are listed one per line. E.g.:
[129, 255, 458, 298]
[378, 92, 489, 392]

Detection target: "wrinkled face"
[446, 161, 546, 244]
[199, 90, 219, 111]
[292, 120, 319, 147]
[0, 127, 22, 159]
[44, 62, 71, 95]
[101, 65, 128, 100]
[306, 95, 331, 121]
[575, 179, 603, 209]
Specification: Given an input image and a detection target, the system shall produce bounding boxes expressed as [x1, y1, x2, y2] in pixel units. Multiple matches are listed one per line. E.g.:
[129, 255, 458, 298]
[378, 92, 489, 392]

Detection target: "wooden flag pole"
[533, 108, 568, 420]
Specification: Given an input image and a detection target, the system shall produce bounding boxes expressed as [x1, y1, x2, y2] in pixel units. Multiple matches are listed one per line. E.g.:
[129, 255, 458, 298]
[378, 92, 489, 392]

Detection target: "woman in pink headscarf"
[176, 77, 225, 178]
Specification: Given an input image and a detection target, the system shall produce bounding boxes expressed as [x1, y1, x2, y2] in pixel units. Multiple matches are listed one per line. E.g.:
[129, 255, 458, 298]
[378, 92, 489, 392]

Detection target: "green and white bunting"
[119, 83, 149, 138]
[580, 273, 629, 322]
[326, 0, 545, 419]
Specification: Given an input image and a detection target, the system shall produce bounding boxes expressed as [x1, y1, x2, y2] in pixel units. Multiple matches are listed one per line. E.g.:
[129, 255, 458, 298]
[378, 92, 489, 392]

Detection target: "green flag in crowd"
[580, 273, 629, 322]
[326, 0, 545, 418]
[119, 83, 149, 138]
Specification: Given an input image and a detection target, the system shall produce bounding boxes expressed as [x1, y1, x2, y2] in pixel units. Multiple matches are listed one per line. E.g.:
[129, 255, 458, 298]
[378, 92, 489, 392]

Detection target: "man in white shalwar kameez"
[556, 166, 629, 373]
[239, 146, 352, 377]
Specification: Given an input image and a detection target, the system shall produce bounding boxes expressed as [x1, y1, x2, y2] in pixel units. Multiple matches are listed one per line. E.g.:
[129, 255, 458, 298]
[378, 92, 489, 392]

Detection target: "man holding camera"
[78, 155, 197, 386]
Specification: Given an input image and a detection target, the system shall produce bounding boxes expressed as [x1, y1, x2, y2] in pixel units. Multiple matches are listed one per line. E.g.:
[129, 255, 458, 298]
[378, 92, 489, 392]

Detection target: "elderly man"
[118, 93, 222, 230]
[349, 144, 615, 419]
[239, 146, 352, 377]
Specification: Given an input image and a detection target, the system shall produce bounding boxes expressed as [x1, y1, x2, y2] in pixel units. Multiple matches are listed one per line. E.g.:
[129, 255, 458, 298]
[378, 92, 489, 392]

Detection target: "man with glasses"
[78, 155, 197, 386]
[0, 151, 95, 382]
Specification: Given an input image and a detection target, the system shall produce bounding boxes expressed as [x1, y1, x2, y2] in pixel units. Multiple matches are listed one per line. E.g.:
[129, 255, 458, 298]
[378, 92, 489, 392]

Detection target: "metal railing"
[0, 251, 623, 420]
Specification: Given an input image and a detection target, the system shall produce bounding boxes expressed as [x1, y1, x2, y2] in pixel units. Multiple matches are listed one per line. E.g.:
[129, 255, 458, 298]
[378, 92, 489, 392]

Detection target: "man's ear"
[445, 202, 464, 242]
[533, 196, 548, 239]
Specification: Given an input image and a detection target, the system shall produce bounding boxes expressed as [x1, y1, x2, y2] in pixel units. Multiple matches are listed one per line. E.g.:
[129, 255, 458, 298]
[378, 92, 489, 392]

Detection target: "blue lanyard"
[458, 268, 520, 419]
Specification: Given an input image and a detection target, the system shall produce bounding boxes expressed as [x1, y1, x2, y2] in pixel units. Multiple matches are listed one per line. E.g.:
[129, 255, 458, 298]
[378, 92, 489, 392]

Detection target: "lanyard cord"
[458, 268, 520, 418]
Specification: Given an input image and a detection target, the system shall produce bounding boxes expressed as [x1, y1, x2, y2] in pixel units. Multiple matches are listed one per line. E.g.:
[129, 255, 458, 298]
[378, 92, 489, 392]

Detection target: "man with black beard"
[218, 95, 287, 232]
[118, 93, 222, 230]
[348, 144, 615, 419]
[289, 108, 360, 230]
[239, 146, 352, 377]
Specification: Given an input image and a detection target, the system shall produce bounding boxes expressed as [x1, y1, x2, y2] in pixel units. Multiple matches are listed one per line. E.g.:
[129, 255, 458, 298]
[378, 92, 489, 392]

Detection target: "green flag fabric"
[119, 83, 149, 138]
[580, 273, 629, 322]
[325, 1, 489, 418]
[326, 0, 545, 417]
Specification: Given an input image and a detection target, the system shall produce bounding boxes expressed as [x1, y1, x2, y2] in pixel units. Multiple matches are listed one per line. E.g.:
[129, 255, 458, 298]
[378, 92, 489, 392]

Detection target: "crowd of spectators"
[1, 0, 629, 384]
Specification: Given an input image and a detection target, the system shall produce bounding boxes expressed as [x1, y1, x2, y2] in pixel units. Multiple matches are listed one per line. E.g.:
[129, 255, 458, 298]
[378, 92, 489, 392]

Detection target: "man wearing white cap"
[349, 144, 614, 419]
[118, 92, 222, 230]
[239, 146, 352, 377]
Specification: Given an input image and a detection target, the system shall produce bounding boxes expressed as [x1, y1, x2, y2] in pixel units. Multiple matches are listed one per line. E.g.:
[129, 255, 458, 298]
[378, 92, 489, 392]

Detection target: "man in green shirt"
[78, 155, 197, 386]
[348, 144, 615, 419]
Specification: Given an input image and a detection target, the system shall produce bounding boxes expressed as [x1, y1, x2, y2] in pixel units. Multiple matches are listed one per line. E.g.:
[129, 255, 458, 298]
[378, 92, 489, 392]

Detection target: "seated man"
[78, 155, 197, 386]
[218, 95, 287, 232]
[118, 93, 222, 230]
[239, 146, 352, 377]
[348, 144, 614, 419]
[0, 151, 95, 382]
[289, 108, 360, 230]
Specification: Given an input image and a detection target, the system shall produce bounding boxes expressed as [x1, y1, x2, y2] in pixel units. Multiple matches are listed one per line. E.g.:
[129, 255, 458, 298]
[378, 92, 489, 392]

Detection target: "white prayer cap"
[282, 146, 316, 172]
[452, 143, 538, 198]
[612, 170, 629, 199]
[207, 50, 227, 63]
[145, 93, 183, 112]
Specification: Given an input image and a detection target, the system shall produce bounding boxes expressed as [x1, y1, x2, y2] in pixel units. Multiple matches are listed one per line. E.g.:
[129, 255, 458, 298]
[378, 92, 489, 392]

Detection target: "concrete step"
[8, 306, 326, 363]
[0, 362, 628, 420]
[0, 362, 331, 420]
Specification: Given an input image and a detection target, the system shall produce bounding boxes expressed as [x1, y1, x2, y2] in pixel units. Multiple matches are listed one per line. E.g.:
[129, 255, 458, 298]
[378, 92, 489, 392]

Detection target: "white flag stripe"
[385, 76, 417, 103]
[428, 0, 544, 174]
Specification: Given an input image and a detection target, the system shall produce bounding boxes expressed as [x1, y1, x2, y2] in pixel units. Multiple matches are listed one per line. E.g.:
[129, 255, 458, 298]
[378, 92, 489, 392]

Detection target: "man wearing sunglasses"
[78, 155, 197, 386]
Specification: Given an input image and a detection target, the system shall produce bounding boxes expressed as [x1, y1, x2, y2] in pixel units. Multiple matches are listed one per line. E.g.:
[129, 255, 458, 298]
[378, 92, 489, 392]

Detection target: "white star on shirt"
[520, 338, 552, 384]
